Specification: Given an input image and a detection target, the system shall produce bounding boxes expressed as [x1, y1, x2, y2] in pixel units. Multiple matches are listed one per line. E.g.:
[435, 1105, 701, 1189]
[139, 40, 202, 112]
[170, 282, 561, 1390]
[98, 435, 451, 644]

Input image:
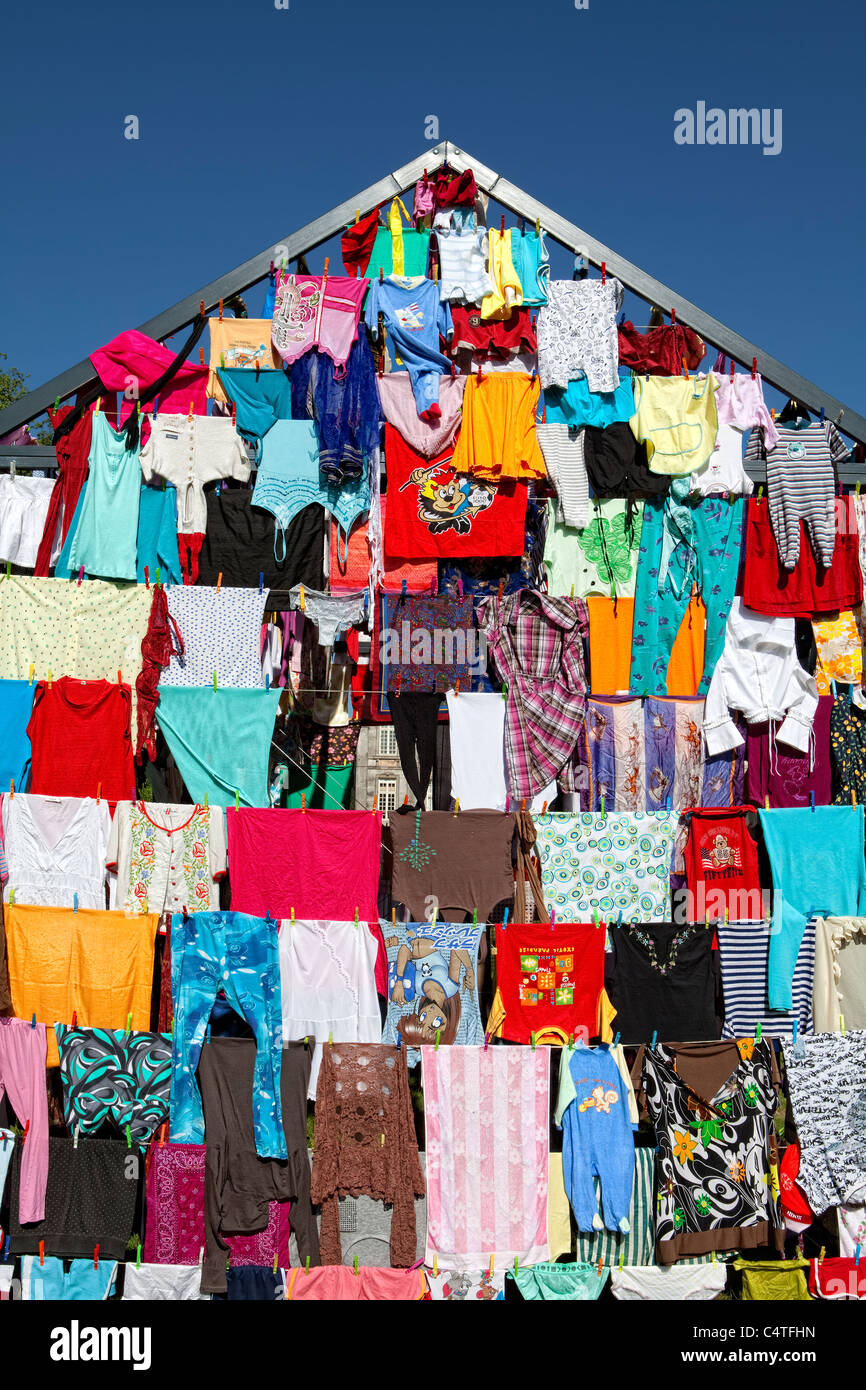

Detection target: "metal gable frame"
[1, 138, 864, 451]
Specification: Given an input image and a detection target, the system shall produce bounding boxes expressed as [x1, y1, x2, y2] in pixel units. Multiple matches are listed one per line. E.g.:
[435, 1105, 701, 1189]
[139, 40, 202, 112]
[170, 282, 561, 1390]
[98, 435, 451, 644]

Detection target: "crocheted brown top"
[311, 1043, 425, 1267]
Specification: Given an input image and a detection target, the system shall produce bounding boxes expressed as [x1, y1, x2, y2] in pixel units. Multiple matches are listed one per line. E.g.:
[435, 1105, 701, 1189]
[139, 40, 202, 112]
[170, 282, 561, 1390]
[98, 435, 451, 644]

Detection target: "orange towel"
[5, 905, 158, 1066]
[587, 594, 705, 696]
[451, 374, 546, 483]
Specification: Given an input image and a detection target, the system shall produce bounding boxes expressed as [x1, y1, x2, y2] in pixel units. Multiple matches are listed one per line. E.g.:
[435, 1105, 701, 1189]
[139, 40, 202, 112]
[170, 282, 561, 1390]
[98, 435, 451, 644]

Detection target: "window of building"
[377, 726, 398, 758]
[377, 777, 397, 825]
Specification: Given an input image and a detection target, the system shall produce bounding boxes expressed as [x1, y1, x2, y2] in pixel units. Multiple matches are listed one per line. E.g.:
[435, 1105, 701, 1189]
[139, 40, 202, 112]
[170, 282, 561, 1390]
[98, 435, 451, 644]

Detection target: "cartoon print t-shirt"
[381, 920, 484, 1066]
[383, 425, 527, 559]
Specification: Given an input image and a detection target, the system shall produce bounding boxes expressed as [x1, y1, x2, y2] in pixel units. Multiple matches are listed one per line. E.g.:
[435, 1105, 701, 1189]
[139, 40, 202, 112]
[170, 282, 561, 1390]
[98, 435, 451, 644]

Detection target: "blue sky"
[2, 0, 864, 419]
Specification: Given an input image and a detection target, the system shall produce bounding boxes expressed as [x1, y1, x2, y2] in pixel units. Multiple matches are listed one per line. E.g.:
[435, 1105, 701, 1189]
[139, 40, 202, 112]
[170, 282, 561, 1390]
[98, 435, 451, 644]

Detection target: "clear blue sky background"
[2, 0, 864, 416]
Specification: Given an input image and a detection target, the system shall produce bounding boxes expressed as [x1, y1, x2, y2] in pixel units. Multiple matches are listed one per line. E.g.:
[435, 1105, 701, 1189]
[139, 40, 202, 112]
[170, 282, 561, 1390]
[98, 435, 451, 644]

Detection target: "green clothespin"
[126, 1124, 132, 1149]
[514, 1256, 518, 1276]
[755, 1022, 762, 1044]
[435, 1029, 441, 1051]
[235, 790, 240, 810]
[136, 1243, 142, 1270]
[354, 907, 359, 930]
[354, 1256, 359, 1277]
[502, 683, 507, 701]
[125, 1012, 132, 1037]
[472, 909, 477, 928]
[530, 1032, 536, 1050]
[213, 670, 218, 692]
[5, 563, 9, 579]
[155, 567, 161, 588]
[204, 794, 208, 809]
[593, 908, 600, 929]
[568, 1033, 575, 1050]
[305, 1256, 310, 1275]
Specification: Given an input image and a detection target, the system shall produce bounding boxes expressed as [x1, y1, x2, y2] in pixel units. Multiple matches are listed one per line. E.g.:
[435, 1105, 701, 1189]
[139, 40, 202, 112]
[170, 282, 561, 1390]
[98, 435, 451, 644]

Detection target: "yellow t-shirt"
[630, 373, 719, 475]
[207, 319, 281, 402]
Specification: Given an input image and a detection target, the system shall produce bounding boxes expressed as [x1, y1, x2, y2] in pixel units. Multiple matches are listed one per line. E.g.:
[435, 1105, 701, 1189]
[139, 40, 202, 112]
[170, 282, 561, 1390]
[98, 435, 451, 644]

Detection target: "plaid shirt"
[479, 590, 589, 798]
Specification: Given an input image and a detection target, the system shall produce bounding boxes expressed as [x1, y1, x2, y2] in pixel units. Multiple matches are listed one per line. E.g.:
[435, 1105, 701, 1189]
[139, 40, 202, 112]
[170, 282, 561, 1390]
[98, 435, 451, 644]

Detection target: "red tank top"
[27, 678, 135, 802]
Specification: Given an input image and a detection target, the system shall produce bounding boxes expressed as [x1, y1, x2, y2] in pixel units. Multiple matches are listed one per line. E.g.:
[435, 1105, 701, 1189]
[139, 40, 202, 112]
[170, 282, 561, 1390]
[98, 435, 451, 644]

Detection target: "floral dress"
[642, 1038, 783, 1263]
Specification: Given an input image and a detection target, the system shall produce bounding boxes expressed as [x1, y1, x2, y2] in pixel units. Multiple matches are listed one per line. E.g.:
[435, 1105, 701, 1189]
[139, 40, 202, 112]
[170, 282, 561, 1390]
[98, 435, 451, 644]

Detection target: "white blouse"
[107, 802, 226, 919]
[2, 793, 111, 909]
[140, 415, 250, 534]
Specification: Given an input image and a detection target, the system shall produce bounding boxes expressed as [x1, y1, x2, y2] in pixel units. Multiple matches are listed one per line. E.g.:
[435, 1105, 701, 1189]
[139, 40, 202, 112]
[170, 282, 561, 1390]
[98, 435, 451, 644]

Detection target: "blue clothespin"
[650, 1030, 658, 1050]
[363, 591, 369, 612]
[501, 908, 509, 931]
[617, 909, 623, 926]
[613, 1032, 621, 1047]
[259, 572, 264, 594]
[665, 797, 671, 812]
[618, 312, 626, 326]
[73, 893, 78, 913]
[831, 680, 837, 698]
[401, 579, 407, 598]
[396, 1032, 402, 1052]
[153, 397, 158, 419]
[30, 1013, 36, 1029]
[820, 407, 825, 424]
[857, 1244, 861, 1267]
[265, 674, 270, 691]
[809, 791, 815, 812]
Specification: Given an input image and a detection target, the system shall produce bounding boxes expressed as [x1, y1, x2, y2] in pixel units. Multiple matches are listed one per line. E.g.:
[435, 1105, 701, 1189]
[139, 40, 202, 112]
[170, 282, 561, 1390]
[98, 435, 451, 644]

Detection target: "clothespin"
[71, 1011, 77, 1027]
[299, 583, 306, 612]
[354, 907, 359, 930]
[809, 791, 815, 812]
[22, 1119, 29, 1143]
[160, 1123, 166, 1146]
[117, 670, 123, 686]
[521, 798, 526, 812]
[550, 908, 556, 925]
[857, 1244, 862, 1268]
[216, 572, 223, 593]
[514, 1256, 519, 1277]
[8, 778, 12, 799]
[305, 1257, 311, 1275]
[600, 796, 605, 816]
[354, 1257, 360, 1277]
[498, 579, 504, 602]
[755, 1022, 762, 1043]
[28, 663, 34, 686]
[671, 308, 677, 325]
[841, 1013, 846, 1036]
[757, 485, 764, 503]
[665, 797, 671, 812]
[681, 356, 688, 379]
[484, 1032, 490, 1051]
[601, 261, 606, 285]
[95, 397, 101, 416]
[820, 406, 825, 424]
[454, 679, 460, 699]
[200, 301, 205, 318]
[453, 798, 460, 816]
[301, 792, 306, 813]
[137, 1244, 142, 1270]
[291, 908, 295, 924]
[541, 802, 548, 814]
[30, 1013, 36, 1029]
[77, 565, 85, 586]
[852, 791, 857, 811]
[751, 358, 757, 380]
[39, 1240, 44, 1267]
[144, 566, 150, 590]
[401, 579, 407, 598]
[126, 1012, 132, 1036]
[650, 1030, 658, 1049]
[489, 1254, 494, 1276]
[435, 1029, 441, 1050]
[265, 674, 270, 691]
[502, 682, 507, 701]
[126, 1124, 132, 1149]
[764, 795, 770, 810]
[93, 1245, 100, 1270]
[235, 790, 240, 811]
[379, 266, 384, 283]
[72, 892, 78, 913]
[259, 572, 264, 594]
[597, 1254, 604, 1276]
[502, 908, 509, 929]
[273, 1250, 279, 1275]
[373, 794, 378, 813]
[199, 348, 205, 366]
[213, 670, 218, 692]
[188, 400, 194, 422]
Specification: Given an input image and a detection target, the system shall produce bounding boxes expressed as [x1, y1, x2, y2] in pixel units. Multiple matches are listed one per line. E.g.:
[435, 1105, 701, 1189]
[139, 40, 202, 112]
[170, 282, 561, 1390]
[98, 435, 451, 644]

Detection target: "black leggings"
[386, 692, 443, 807]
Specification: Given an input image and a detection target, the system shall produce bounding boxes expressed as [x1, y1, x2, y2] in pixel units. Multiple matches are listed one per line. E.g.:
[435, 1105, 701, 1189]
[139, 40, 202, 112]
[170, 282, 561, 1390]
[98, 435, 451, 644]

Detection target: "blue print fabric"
[381, 920, 484, 1066]
[54, 1025, 171, 1148]
[22, 1254, 118, 1301]
[169, 910, 286, 1159]
[630, 492, 744, 697]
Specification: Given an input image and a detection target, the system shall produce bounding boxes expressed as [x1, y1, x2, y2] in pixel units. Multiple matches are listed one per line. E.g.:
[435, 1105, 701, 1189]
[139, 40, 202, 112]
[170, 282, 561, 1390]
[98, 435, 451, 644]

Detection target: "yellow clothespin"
[764, 795, 770, 810]
[852, 790, 858, 810]
[619, 1248, 625, 1271]
[95, 397, 101, 416]
[28, 663, 34, 686]
[391, 908, 396, 929]
[355, 209, 360, 224]
[489, 1254, 494, 1276]
[433, 1255, 438, 1276]
[535, 216, 541, 236]
[453, 798, 460, 817]
[290, 908, 295, 924]
[235, 790, 240, 810]
[47, 668, 52, 689]
[841, 1014, 846, 1036]
[299, 584, 306, 612]
[273, 1251, 278, 1274]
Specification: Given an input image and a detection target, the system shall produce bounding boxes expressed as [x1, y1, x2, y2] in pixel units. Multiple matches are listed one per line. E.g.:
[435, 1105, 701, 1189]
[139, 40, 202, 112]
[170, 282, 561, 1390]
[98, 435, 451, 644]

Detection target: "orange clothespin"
[117, 670, 123, 686]
[96, 783, 101, 805]
[454, 679, 460, 698]
[681, 356, 688, 379]
[521, 799, 526, 812]
[373, 793, 378, 812]
[299, 584, 305, 612]
[216, 573, 223, 594]
[218, 299, 223, 321]
[199, 348, 205, 366]
[159, 1123, 166, 1147]
[497, 580, 504, 601]
[379, 266, 384, 283]
[323, 257, 330, 279]
[200, 300, 205, 318]
[188, 400, 194, 422]
[403, 794, 409, 806]
[541, 802, 548, 814]
[301, 792, 306, 813]
[9, 779, 13, 799]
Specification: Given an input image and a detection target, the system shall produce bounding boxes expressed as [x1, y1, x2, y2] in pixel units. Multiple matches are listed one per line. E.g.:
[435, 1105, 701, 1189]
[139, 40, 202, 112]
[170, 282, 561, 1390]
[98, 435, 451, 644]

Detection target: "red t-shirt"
[495, 923, 606, 1045]
[27, 678, 135, 802]
[383, 425, 527, 560]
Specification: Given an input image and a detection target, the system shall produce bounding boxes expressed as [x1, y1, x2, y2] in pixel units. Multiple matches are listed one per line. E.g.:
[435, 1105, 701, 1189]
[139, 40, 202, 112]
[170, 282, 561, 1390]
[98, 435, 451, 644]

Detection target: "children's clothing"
[435, 228, 494, 304]
[381, 919, 484, 1065]
[490, 923, 606, 1046]
[451, 374, 545, 483]
[759, 806, 866, 1011]
[207, 318, 281, 401]
[480, 228, 523, 320]
[364, 275, 452, 416]
[508, 227, 549, 306]
[809, 1256, 866, 1300]
[583, 422, 669, 500]
[169, 909, 285, 1159]
[557, 1042, 636, 1233]
[271, 273, 367, 369]
[449, 305, 536, 363]
[574, 1146, 656, 1267]
[744, 420, 848, 570]
[681, 806, 762, 923]
[140, 414, 250, 532]
[813, 610, 862, 693]
[537, 279, 623, 393]
[629, 373, 719, 475]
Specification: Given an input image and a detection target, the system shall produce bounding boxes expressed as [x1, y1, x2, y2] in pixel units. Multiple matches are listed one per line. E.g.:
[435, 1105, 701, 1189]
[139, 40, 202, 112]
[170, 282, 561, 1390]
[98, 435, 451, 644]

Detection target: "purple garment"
[701, 714, 746, 808]
[290, 335, 381, 485]
[143, 1141, 291, 1268]
[385, 593, 479, 694]
[745, 696, 832, 808]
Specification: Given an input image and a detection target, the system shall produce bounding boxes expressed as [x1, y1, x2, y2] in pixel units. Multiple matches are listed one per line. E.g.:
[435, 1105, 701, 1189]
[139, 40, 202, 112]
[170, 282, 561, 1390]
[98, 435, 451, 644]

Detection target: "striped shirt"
[716, 917, 815, 1042]
[536, 424, 590, 528]
[744, 422, 848, 570]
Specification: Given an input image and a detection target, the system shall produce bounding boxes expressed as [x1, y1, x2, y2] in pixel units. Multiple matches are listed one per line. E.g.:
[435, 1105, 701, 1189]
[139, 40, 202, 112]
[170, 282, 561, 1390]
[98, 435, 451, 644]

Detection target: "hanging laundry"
[91, 328, 209, 419]
[536, 424, 590, 528]
[487, 923, 607, 1046]
[433, 167, 477, 208]
[449, 305, 537, 365]
[742, 494, 863, 617]
[617, 320, 705, 376]
[537, 278, 623, 393]
[611, 1264, 727, 1300]
[583, 421, 669, 501]
[330, 495, 437, 595]
[451, 374, 545, 483]
[445, 689, 507, 811]
[271, 273, 367, 370]
[681, 806, 762, 923]
[715, 917, 814, 1044]
[278, 918, 380, 1099]
[422, 1046, 550, 1270]
[744, 692, 832, 809]
[207, 318, 281, 401]
[383, 425, 526, 560]
[8, 1134, 139, 1261]
[629, 373, 719, 476]
[304, 332, 381, 485]
[426, 1268, 505, 1300]
[435, 228, 495, 305]
[606, 923, 719, 1042]
[155, 686, 281, 807]
[375, 372, 465, 456]
[341, 203, 383, 278]
[284, 1266, 428, 1301]
[0, 680, 35, 792]
[479, 228, 523, 320]
[630, 494, 743, 699]
[385, 690, 443, 805]
[543, 370, 635, 429]
[107, 801, 226, 917]
[479, 590, 589, 798]
[311, 1042, 425, 1267]
[534, 810, 676, 923]
[381, 919, 483, 1063]
[54, 1024, 171, 1147]
[759, 806, 866, 1011]
[2, 793, 110, 908]
[640, 1038, 783, 1263]
[574, 1145, 656, 1267]
[812, 915, 866, 1032]
[367, 197, 431, 279]
[65, 412, 141, 581]
[5, 903, 158, 1065]
[364, 275, 452, 418]
[809, 1257, 866, 1301]
[21, 1254, 118, 1301]
[286, 584, 367, 645]
[122, 1264, 211, 1301]
[506, 1263, 610, 1301]
[782, 1030, 866, 1211]
[251, 419, 368, 562]
[194, 490, 325, 595]
[744, 419, 849, 570]
[33, 404, 93, 575]
[216, 365, 293, 460]
[812, 610, 862, 693]
[0, 475, 57, 569]
[140, 414, 250, 534]
[134, 484, 183, 585]
[508, 227, 549, 307]
[383, 592, 478, 694]
[198, 1037, 319, 1293]
[438, 492, 548, 603]
[544, 497, 643, 600]
[161, 586, 267, 687]
[27, 678, 135, 801]
[0, 1017, 49, 1222]
[732, 1255, 811, 1301]
[688, 370, 775, 496]
[590, 593, 705, 697]
[169, 908, 284, 1157]
[142, 1139, 291, 1271]
[388, 808, 515, 924]
[555, 1041, 636, 1234]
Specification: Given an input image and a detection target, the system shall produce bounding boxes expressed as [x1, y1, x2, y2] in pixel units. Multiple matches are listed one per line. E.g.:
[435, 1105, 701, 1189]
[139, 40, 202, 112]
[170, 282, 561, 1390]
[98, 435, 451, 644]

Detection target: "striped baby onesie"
[536, 424, 590, 527]
[745, 422, 848, 570]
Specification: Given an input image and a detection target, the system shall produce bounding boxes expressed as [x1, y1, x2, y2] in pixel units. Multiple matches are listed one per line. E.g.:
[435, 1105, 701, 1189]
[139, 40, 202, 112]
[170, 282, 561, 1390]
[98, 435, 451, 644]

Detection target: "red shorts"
[742, 497, 863, 617]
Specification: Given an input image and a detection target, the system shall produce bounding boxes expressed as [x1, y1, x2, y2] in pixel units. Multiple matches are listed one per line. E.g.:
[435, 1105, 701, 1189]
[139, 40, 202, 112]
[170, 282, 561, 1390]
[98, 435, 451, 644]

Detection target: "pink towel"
[91, 330, 209, 419]
[422, 1047, 550, 1271]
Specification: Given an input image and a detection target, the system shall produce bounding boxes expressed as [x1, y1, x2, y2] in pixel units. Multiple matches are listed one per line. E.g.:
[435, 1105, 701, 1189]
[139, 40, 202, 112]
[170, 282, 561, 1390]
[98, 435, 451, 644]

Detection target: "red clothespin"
[231, 400, 237, 425]
[218, 299, 223, 321]
[93, 1245, 99, 1270]
[601, 261, 606, 285]
[671, 308, 676, 324]
[477, 359, 484, 384]
[182, 905, 189, 919]
[22, 1119, 30, 1143]
[200, 300, 205, 318]
[39, 1240, 44, 1267]
[403, 794, 409, 806]
[269, 260, 274, 276]
[751, 357, 757, 380]
[71, 1011, 77, 1027]
[497, 579, 504, 602]
[144, 566, 150, 590]
[199, 348, 205, 366]
[379, 266, 384, 283]
[77, 566, 84, 587]
[117, 670, 123, 687]
[730, 358, 735, 381]
[500, 214, 505, 235]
